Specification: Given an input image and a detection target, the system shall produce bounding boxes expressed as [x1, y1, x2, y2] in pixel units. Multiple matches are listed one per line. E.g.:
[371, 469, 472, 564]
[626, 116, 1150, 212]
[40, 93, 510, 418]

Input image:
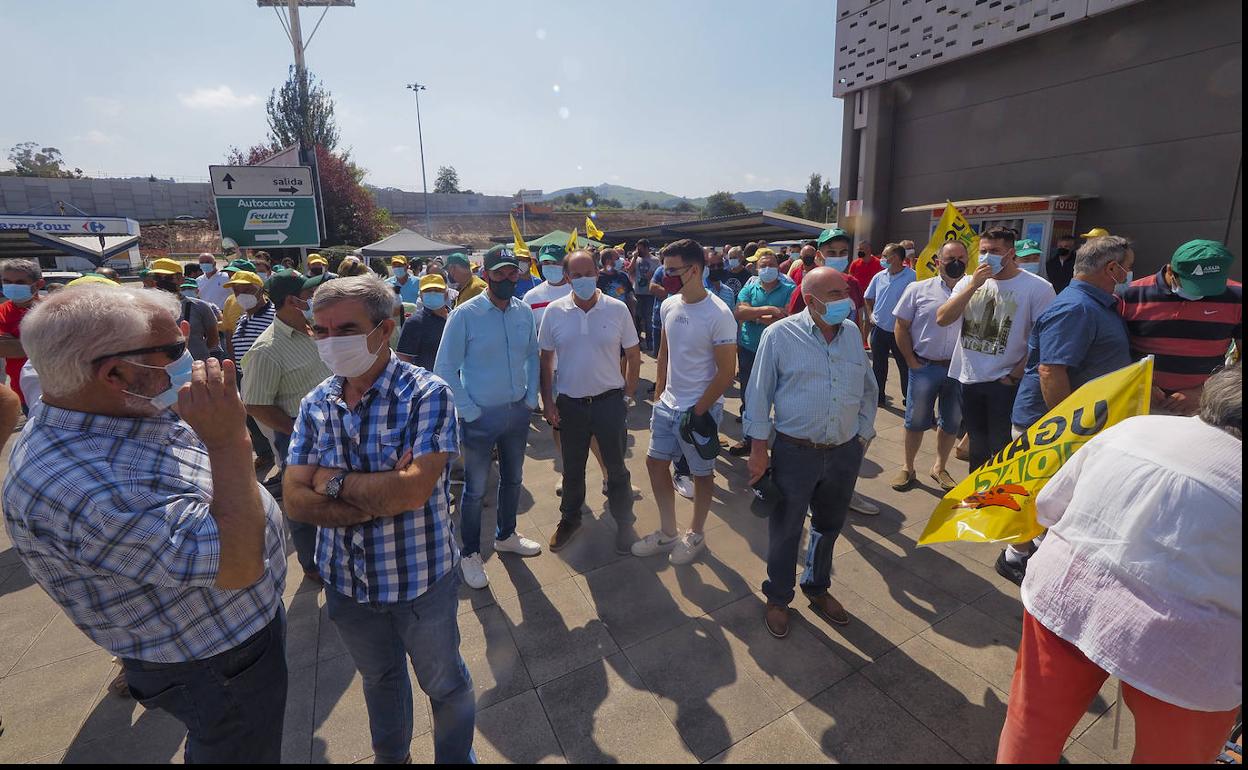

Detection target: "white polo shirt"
[196, 268, 231, 311]
[892, 276, 961, 362]
[538, 292, 639, 398]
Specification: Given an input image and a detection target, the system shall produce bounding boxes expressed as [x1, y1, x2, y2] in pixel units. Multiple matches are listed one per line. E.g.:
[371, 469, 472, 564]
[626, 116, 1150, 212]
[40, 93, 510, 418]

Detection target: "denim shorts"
[647, 400, 722, 477]
[904, 362, 962, 433]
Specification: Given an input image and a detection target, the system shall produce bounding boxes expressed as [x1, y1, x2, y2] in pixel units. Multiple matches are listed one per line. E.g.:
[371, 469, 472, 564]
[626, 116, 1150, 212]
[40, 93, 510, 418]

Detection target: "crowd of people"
[0, 222, 1240, 763]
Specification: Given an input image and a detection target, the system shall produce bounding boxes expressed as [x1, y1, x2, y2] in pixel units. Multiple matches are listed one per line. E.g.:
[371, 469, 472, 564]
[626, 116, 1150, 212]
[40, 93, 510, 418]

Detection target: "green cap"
[302, 273, 335, 293]
[1014, 239, 1043, 258]
[1170, 239, 1234, 297]
[537, 244, 567, 262]
[445, 252, 471, 269]
[179, 279, 198, 290]
[483, 246, 520, 272]
[816, 227, 850, 246]
[137, 268, 150, 278]
[224, 258, 257, 274]
[265, 271, 307, 306]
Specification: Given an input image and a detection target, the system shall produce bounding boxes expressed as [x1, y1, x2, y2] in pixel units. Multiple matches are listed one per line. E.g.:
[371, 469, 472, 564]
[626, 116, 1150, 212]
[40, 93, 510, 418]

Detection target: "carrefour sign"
[0, 215, 136, 235]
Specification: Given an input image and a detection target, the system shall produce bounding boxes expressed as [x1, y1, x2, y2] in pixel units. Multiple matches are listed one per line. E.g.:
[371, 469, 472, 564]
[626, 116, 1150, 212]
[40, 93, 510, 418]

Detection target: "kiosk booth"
[0, 214, 141, 272]
[901, 195, 1088, 255]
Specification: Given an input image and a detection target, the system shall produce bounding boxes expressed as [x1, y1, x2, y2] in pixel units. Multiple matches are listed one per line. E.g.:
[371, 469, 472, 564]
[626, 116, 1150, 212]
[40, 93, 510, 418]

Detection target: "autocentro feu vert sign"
[210, 164, 320, 248]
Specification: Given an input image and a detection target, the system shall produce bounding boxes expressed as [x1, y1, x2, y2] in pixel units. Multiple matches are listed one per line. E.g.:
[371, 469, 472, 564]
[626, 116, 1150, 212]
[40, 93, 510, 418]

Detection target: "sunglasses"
[92, 340, 187, 365]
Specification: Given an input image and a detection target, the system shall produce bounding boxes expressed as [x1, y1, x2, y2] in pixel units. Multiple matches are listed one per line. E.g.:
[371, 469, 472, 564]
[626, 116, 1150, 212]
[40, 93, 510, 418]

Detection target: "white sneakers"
[631, 529, 707, 564]
[460, 553, 488, 589]
[673, 474, 694, 500]
[494, 533, 543, 557]
[849, 492, 880, 515]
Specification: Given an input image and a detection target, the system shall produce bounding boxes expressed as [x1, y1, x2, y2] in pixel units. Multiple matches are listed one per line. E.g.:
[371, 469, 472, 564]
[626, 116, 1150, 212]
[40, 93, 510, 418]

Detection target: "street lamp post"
[405, 82, 432, 237]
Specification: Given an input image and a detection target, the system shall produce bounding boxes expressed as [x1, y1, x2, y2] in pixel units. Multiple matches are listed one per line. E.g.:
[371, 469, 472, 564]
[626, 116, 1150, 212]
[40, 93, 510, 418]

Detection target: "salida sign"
[210, 164, 320, 248]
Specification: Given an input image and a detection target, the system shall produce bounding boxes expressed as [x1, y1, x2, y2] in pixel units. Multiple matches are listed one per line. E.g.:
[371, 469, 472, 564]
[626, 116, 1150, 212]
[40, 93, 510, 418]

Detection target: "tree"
[2, 142, 83, 178]
[670, 200, 697, 213]
[703, 191, 748, 218]
[775, 197, 804, 217]
[434, 165, 460, 194]
[637, 200, 655, 211]
[266, 66, 340, 153]
[803, 172, 836, 222]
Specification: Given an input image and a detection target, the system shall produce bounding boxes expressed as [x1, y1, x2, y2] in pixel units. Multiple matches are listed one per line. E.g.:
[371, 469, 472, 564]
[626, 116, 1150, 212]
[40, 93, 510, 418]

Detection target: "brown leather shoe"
[764, 603, 790, 638]
[548, 519, 582, 552]
[808, 593, 851, 626]
[727, 441, 750, 457]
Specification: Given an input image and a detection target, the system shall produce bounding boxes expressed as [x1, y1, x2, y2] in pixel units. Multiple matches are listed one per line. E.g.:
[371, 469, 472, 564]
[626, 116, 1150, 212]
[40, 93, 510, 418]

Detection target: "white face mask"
[316, 322, 384, 378]
[236, 293, 259, 311]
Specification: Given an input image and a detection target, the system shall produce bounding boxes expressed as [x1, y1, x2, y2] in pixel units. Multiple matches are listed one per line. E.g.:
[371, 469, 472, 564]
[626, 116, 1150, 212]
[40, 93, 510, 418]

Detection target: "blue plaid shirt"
[1, 405, 287, 663]
[287, 356, 460, 604]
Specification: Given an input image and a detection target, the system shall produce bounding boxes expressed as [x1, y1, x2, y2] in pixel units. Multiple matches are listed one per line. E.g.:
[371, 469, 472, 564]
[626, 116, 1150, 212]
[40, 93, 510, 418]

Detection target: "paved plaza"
[0, 357, 1132, 764]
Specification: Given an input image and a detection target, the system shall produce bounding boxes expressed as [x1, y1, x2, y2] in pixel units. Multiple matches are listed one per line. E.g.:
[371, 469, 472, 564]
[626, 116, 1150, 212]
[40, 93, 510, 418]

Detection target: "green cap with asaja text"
[816, 227, 850, 246]
[1170, 239, 1234, 297]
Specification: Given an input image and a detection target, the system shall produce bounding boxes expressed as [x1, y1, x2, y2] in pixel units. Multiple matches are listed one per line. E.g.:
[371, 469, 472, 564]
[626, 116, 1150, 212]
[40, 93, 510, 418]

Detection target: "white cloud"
[177, 85, 259, 111]
[74, 129, 116, 145]
[85, 96, 123, 118]
[391, 144, 411, 153]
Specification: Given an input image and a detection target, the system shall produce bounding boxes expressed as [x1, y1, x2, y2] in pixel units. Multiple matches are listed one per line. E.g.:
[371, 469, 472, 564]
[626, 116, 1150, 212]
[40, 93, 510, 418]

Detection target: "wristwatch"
[325, 472, 348, 500]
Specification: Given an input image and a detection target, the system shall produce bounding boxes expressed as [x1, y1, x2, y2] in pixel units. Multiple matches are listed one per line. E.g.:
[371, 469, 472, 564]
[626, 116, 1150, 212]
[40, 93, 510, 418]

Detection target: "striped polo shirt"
[231, 303, 277, 371]
[1120, 267, 1242, 392]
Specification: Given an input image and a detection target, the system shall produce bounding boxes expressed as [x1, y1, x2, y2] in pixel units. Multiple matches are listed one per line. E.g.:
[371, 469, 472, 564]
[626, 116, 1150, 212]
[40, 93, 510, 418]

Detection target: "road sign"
[214, 196, 320, 248]
[209, 165, 315, 197]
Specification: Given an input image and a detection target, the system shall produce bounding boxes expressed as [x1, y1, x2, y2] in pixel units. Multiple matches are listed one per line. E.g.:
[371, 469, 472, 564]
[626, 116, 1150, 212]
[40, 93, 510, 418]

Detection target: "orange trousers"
[997, 610, 1239, 764]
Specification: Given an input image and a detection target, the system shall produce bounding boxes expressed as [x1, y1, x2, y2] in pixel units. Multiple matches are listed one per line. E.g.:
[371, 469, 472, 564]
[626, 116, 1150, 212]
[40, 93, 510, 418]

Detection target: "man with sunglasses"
[3, 284, 289, 763]
[241, 272, 332, 580]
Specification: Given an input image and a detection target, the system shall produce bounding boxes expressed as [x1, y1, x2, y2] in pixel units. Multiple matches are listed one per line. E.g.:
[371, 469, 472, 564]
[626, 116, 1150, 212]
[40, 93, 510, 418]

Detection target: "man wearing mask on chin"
[1045, 234, 1078, 294]
[435, 248, 543, 591]
[0, 258, 46, 410]
[285, 275, 476, 765]
[744, 267, 878, 637]
[937, 227, 1055, 472]
[396, 274, 451, 372]
[5, 285, 289, 763]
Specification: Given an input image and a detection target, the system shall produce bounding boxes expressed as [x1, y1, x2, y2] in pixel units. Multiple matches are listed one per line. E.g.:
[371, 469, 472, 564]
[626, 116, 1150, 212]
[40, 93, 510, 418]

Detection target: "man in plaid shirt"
[284, 275, 474, 764]
[2, 284, 288, 763]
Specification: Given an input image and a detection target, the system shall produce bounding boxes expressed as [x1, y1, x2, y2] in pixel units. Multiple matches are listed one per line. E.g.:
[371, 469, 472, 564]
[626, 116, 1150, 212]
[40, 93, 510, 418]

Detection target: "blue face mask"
[758, 266, 779, 283]
[827, 257, 849, 272]
[1018, 261, 1041, 274]
[813, 296, 853, 326]
[728, 258, 740, 270]
[2, 284, 33, 303]
[421, 291, 446, 310]
[982, 253, 1005, 275]
[122, 350, 195, 410]
[541, 264, 564, 284]
[394, 267, 408, 279]
[571, 276, 598, 300]
[181, 289, 200, 299]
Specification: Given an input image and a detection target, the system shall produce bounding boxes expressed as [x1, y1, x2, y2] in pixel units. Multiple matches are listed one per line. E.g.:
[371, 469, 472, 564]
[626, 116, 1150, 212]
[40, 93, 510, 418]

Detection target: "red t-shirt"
[0, 301, 32, 405]
[847, 255, 883, 290]
[787, 272, 864, 316]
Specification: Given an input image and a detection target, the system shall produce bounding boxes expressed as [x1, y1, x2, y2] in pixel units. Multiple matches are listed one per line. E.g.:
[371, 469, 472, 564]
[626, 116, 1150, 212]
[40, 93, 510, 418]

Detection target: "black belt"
[917, 356, 952, 366]
[557, 388, 623, 404]
[777, 432, 850, 451]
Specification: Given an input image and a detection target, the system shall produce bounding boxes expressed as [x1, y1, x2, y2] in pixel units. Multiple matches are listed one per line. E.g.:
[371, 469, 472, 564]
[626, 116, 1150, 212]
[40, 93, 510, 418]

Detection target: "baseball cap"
[483, 245, 520, 272]
[67, 274, 119, 287]
[148, 258, 184, 275]
[302, 273, 335, 293]
[223, 259, 257, 274]
[816, 227, 850, 246]
[307, 253, 328, 266]
[749, 469, 782, 519]
[179, 279, 198, 290]
[1080, 227, 1110, 238]
[137, 268, 150, 278]
[391, 255, 408, 267]
[1014, 239, 1043, 258]
[224, 270, 263, 288]
[419, 274, 447, 291]
[266, 271, 307, 306]
[748, 247, 775, 264]
[1170, 239, 1234, 297]
[445, 252, 471, 269]
[538, 244, 566, 262]
[679, 408, 721, 462]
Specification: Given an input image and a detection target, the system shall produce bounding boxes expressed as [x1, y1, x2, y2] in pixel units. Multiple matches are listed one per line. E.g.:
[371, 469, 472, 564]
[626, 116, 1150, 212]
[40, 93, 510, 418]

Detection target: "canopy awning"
[359, 228, 465, 257]
[900, 194, 1095, 214]
[488, 229, 607, 249]
[601, 210, 832, 247]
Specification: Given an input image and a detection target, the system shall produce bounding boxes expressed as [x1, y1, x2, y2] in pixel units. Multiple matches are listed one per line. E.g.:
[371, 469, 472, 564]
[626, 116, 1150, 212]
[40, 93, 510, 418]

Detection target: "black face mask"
[857, 251, 866, 259]
[1055, 248, 1071, 257]
[488, 278, 517, 302]
[943, 260, 967, 279]
[801, 254, 815, 266]
[709, 268, 730, 284]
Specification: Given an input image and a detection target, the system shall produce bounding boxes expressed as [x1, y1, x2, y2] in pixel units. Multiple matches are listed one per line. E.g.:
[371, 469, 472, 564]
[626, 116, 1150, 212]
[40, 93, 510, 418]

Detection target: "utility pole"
[406, 83, 432, 237]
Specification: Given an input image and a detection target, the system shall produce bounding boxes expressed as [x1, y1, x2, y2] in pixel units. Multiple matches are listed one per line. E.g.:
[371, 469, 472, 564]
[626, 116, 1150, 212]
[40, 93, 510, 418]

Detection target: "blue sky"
[1, 0, 842, 198]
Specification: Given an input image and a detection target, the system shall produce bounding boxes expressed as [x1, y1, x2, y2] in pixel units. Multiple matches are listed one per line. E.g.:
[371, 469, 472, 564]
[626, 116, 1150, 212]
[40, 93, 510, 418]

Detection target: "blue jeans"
[762, 437, 865, 606]
[903, 362, 963, 433]
[275, 430, 318, 572]
[122, 608, 287, 763]
[646, 401, 723, 477]
[324, 571, 476, 764]
[460, 400, 530, 557]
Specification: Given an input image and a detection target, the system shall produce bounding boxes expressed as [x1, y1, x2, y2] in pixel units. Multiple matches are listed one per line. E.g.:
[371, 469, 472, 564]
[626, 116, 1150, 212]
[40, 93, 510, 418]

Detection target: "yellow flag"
[566, 228, 579, 253]
[615, 243, 627, 252]
[585, 216, 604, 241]
[918, 358, 1154, 546]
[915, 202, 979, 281]
[509, 214, 531, 258]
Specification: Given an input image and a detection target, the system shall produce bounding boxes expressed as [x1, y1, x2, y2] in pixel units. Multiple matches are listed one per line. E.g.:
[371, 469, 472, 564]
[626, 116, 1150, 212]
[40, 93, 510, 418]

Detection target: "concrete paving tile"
[537, 515, 630, 577]
[970, 582, 1026, 633]
[8, 609, 100, 676]
[899, 520, 1001, 569]
[790, 672, 965, 763]
[281, 549, 326, 599]
[0, 564, 58, 676]
[828, 546, 964, 634]
[573, 557, 699, 649]
[1074, 700, 1139, 764]
[869, 530, 1014, 605]
[456, 575, 499, 616]
[537, 652, 697, 764]
[69, 681, 182, 748]
[1062, 739, 1109, 763]
[0, 650, 115, 763]
[654, 549, 756, 620]
[920, 604, 1023, 693]
[701, 593, 855, 711]
[282, 664, 319, 764]
[315, 593, 350, 662]
[859, 635, 1009, 763]
[458, 604, 533, 709]
[284, 589, 322, 672]
[496, 576, 618, 687]
[481, 547, 573, 603]
[311, 650, 431, 764]
[410, 688, 567, 764]
[789, 582, 920, 669]
[623, 619, 785, 760]
[28, 750, 68, 763]
[61, 697, 188, 764]
[707, 713, 832, 764]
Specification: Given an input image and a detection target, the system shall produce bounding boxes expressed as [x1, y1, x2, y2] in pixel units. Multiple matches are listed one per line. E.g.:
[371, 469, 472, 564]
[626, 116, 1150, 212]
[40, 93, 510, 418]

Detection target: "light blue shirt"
[864, 266, 917, 332]
[434, 292, 540, 422]
[743, 311, 878, 446]
[387, 274, 423, 305]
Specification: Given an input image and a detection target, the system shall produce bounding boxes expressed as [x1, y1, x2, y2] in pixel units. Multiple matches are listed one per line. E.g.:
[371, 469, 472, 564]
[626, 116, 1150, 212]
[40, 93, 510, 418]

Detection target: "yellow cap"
[419, 274, 447, 291]
[148, 258, 184, 275]
[1080, 227, 1110, 238]
[747, 247, 776, 264]
[224, 270, 263, 288]
[391, 255, 408, 266]
[67, 275, 119, 287]
[308, 253, 327, 266]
